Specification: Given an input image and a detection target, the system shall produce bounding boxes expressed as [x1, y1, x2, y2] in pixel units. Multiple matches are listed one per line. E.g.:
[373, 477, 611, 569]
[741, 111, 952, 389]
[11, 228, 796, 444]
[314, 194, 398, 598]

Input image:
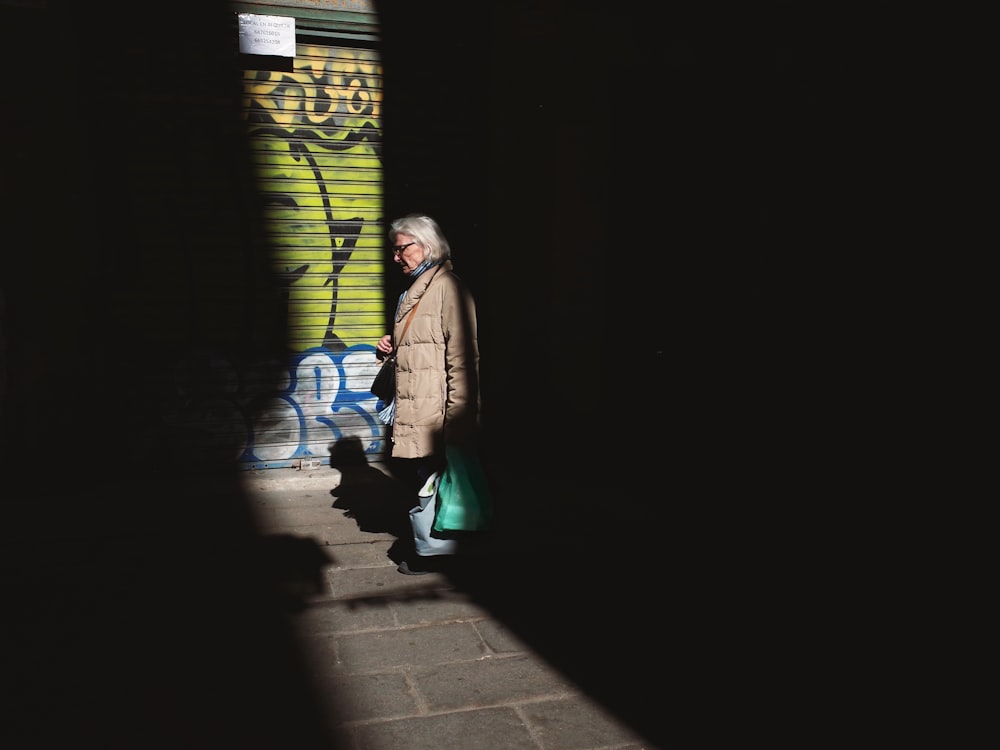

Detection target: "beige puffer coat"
[389, 260, 480, 458]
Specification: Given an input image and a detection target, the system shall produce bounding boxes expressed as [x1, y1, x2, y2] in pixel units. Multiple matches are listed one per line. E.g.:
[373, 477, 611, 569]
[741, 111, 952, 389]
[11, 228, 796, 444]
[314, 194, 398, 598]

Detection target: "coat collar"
[397, 260, 452, 320]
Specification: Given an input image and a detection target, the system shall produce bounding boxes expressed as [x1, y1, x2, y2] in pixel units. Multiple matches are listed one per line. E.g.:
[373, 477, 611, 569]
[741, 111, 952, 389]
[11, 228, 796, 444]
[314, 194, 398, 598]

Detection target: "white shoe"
[418, 472, 440, 498]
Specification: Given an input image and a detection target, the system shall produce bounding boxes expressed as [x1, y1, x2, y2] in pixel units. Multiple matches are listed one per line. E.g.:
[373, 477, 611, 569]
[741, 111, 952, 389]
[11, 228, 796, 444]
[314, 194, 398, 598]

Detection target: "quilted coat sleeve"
[440, 274, 481, 444]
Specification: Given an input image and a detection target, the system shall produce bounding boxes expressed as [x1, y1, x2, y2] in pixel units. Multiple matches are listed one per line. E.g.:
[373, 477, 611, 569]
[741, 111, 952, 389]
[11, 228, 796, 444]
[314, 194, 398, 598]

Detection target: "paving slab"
[351, 706, 539, 750]
[289, 597, 400, 636]
[311, 669, 419, 724]
[519, 696, 656, 749]
[413, 654, 579, 710]
[333, 621, 488, 673]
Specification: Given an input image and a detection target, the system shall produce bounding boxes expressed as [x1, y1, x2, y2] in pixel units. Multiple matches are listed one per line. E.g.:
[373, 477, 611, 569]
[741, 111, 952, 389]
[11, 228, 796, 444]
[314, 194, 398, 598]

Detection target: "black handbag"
[370, 355, 396, 400]
[371, 298, 420, 400]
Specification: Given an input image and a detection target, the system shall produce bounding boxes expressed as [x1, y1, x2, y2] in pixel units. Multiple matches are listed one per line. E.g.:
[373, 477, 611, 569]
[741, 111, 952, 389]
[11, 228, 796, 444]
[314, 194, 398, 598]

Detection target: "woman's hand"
[376, 334, 394, 355]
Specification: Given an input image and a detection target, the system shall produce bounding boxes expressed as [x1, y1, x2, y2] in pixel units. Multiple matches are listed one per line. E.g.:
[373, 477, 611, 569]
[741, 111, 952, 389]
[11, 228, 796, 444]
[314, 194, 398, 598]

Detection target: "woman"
[375, 214, 482, 574]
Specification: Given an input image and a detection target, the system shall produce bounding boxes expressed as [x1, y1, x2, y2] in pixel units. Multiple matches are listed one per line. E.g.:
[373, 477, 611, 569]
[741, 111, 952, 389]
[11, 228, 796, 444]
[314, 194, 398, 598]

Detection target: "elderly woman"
[374, 214, 483, 574]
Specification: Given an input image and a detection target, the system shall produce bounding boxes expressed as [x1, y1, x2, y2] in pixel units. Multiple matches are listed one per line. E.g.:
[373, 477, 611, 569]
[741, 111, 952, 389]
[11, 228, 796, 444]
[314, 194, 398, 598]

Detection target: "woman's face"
[391, 233, 425, 274]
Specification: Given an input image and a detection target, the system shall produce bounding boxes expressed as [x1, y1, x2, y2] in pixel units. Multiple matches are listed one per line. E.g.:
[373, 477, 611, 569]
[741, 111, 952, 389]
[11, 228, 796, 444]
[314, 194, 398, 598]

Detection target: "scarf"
[408, 258, 436, 280]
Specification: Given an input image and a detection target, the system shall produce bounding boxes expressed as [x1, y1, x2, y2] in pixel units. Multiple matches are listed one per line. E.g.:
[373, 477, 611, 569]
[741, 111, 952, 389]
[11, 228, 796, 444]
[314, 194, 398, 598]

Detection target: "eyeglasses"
[391, 242, 417, 256]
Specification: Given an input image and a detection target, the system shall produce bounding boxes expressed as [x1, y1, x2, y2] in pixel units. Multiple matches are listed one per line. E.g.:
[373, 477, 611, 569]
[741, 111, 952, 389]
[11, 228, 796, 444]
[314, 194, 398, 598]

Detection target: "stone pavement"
[1, 456, 671, 749]
[246, 463, 660, 750]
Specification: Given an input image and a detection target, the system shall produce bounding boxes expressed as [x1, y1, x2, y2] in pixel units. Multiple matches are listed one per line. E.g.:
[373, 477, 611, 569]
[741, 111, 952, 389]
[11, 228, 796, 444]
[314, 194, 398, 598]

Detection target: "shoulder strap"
[399, 299, 421, 344]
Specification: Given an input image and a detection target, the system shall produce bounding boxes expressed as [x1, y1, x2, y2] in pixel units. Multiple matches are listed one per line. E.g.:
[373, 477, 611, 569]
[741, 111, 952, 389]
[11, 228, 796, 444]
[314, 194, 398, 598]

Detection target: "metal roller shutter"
[229, 1, 386, 469]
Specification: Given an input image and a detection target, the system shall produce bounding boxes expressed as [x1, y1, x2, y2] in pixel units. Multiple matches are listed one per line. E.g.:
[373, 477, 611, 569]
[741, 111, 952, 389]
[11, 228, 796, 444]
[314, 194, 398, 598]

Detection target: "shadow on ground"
[327, 434, 681, 747]
[0, 470, 344, 749]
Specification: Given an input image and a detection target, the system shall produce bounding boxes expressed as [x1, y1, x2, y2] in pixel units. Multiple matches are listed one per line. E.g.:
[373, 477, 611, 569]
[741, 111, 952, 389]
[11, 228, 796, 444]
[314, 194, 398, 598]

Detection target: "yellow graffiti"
[242, 45, 383, 352]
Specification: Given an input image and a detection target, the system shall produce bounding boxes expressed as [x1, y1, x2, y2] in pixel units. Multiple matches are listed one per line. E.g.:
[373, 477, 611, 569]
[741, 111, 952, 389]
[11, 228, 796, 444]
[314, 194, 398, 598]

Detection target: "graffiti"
[192, 43, 386, 467]
[242, 44, 383, 353]
[158, 344, 387, 468]
[246, 344, 386, 464]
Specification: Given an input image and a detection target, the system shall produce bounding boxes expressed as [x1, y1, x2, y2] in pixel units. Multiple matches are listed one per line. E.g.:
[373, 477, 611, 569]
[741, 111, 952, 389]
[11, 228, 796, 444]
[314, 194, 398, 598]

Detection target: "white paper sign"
[238, 14, 296, 58]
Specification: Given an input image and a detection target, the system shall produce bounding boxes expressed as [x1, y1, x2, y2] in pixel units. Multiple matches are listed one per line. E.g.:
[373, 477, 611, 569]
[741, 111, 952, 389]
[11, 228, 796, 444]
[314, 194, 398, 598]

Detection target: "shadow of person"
[328, 437, 412, 557]
[253, 533, 333, 613]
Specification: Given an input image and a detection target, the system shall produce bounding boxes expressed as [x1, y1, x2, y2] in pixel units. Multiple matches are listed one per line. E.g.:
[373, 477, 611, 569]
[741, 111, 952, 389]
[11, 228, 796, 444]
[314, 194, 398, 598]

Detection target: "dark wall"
[378, 3, 899, 473]
[378, 3, 662, 466]
[0, 0, 282, 472]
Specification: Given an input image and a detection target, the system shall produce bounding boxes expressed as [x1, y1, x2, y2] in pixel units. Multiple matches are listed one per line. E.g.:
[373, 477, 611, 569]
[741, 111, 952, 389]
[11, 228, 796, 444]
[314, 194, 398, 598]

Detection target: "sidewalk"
[2, 459, 667, 749]
[246, 462, 660, 750]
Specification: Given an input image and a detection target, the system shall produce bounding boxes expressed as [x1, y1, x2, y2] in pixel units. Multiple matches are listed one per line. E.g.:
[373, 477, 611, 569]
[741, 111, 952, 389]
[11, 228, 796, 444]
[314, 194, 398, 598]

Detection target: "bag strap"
[395, 298, 421, 347]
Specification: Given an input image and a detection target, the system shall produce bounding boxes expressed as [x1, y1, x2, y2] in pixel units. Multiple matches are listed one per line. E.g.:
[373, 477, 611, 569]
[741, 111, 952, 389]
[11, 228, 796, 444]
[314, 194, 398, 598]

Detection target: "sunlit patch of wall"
[242, 45, 382, 351]
[231, 43, 386, 467]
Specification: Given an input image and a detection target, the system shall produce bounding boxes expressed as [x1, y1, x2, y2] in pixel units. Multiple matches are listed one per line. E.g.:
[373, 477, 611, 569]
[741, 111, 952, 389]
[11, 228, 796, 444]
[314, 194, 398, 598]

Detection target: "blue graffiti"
[239, 344, 386, 468]
[158, 344, 386, 470]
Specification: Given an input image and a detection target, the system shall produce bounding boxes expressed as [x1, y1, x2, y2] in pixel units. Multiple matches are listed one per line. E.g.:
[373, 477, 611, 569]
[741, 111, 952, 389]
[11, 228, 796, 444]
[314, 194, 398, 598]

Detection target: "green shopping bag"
[433, 444, 494, 533]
